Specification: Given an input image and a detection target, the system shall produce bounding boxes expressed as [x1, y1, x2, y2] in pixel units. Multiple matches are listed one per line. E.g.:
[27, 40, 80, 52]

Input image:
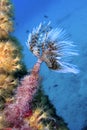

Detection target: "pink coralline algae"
[4, 59, 42, 129]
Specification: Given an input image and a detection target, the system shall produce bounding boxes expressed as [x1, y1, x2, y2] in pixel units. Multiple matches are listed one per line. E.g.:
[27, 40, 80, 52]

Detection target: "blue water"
[12, 0, 87, 130]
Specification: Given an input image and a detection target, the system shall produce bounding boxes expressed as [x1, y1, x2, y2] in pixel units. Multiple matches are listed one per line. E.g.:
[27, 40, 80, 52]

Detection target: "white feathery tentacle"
[27, 22, 79, 74]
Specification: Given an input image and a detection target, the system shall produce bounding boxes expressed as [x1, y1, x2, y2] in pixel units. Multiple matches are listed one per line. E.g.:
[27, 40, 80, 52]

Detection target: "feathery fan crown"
[27, 22, 79, 74]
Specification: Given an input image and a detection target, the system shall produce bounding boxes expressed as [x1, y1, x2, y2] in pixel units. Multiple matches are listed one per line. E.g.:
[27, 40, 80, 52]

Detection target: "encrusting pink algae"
[4, 59, 42, 129]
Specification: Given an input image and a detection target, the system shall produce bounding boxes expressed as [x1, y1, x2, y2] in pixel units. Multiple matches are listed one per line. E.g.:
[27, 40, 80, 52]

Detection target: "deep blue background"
[11, 1, 87, 130]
